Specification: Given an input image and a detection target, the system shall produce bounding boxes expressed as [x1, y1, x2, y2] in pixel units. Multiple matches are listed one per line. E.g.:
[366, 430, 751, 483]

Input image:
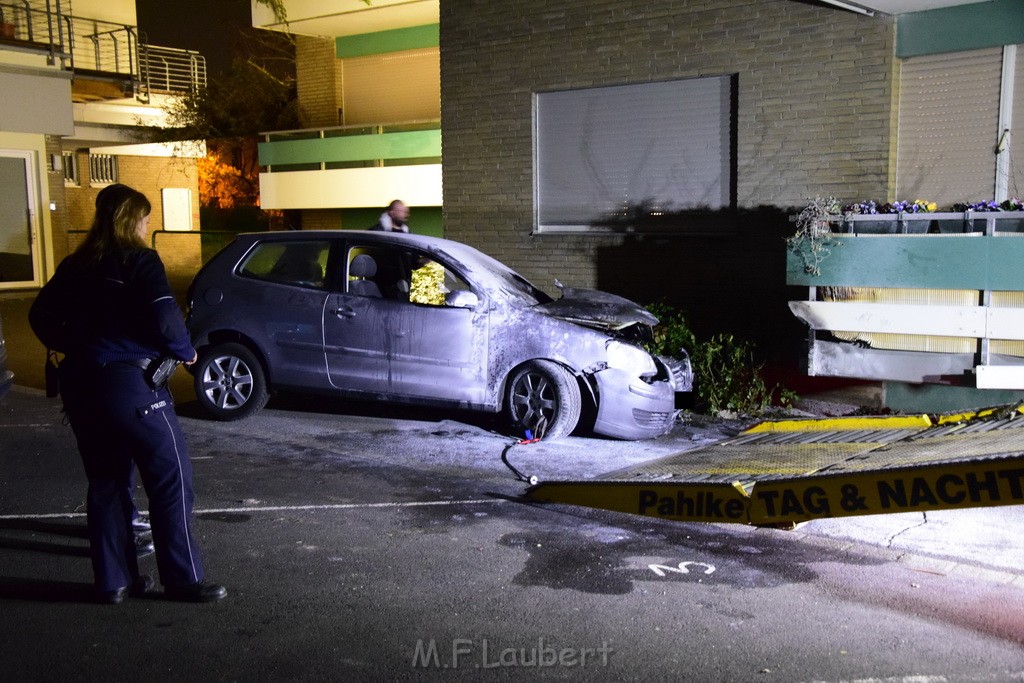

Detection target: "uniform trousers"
[59, 358, 205, 592]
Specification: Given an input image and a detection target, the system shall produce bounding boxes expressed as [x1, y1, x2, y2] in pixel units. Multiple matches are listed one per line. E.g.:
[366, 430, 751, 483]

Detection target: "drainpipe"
[995, 45, 1016, 204]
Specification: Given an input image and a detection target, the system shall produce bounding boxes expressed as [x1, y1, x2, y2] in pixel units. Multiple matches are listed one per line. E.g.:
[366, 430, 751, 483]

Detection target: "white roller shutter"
[897, 48, 1002, 205]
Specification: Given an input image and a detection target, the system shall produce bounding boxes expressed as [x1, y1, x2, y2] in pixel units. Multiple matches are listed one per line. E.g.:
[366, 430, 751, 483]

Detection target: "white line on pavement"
[0, 498, 505, 520]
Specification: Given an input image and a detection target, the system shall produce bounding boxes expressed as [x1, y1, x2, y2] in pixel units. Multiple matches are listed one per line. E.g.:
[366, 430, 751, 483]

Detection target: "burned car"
[186, 231, 691, 440]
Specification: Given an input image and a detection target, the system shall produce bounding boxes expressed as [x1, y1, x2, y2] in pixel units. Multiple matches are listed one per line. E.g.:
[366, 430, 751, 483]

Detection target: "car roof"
[235, 230, 458, 251]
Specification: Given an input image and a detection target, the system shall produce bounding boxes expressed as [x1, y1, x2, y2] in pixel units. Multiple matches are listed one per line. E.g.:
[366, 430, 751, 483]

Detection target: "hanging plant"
[787, 196, 841, 276]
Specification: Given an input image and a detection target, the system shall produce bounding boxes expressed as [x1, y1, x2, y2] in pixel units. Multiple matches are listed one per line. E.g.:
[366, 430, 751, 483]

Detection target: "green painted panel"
[897, 0, 1024, 58]
[884, 381, 1024, 413]
[786, 235, 1024, 290]
[259, 130, 441, 166]
[336, 24, 439, 58]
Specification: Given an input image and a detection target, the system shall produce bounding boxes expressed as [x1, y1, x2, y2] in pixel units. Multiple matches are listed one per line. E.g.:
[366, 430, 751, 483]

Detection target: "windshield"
[438, 243, 554, 307]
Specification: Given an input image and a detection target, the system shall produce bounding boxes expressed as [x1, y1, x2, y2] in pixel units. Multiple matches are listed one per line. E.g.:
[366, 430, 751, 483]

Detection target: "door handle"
[332, 306, 357, 318]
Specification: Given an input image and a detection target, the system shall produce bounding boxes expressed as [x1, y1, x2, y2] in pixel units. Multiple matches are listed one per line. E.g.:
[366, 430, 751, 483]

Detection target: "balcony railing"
[0, 0, 205, 100]
[787, 211, 1024, 390]
[138, 41, 207, 100]
[259, 120, 442, 172]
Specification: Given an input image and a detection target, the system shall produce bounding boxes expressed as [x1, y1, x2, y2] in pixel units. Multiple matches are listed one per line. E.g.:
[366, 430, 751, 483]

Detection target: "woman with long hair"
[30, 184, 226, 604]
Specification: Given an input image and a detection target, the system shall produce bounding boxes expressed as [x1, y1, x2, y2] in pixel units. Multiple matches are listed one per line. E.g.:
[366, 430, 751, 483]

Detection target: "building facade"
[254, 0, 443, 235]
[255, 0, 1024, 407]
[0, 0, 205, 292]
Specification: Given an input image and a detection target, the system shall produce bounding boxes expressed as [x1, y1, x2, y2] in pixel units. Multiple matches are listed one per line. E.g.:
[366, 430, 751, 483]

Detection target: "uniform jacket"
[29, 248, 195, 365]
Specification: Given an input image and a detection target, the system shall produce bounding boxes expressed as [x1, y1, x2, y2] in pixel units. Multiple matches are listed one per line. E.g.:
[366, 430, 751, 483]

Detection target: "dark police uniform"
[30, 247, 206, 594]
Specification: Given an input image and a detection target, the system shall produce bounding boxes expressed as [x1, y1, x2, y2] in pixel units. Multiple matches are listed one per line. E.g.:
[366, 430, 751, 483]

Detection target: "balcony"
[787, 211, 1024, 391]
[258, 120, 442, 209]
[0, 0, 205, 102]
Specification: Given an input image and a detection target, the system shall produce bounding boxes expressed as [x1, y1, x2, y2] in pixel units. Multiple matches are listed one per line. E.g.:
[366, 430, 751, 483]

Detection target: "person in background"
[29, 184, 226, 604]
[369, 200, 411, 233]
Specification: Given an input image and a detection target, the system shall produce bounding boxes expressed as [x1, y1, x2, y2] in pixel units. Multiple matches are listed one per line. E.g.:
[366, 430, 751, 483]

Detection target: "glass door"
[0, 151, 39, 288]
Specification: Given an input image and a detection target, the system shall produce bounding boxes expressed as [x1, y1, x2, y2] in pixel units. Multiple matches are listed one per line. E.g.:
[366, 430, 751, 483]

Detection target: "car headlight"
[605, 340, 657, 377]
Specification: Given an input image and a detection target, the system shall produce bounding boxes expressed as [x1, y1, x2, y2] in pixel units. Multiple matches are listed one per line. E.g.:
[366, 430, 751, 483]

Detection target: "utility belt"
[52, 354, 181, 392]
[110, 356, 182, 389]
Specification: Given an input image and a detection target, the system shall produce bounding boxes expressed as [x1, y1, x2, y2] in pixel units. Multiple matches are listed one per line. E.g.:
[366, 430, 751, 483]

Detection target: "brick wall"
[296, 36, 342, 127]
[439, 0, 897, 360]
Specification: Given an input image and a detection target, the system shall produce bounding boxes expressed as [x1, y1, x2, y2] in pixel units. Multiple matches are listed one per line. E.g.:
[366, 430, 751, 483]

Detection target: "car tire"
[194, 342, 269, 421]
[505, 360, 582, 440]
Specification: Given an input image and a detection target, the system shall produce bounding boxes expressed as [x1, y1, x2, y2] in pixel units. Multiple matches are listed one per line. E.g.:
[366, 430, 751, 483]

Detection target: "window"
[62, 152, 79, 186]
[346, 246, 470, 305]
[89, 154, 118, 186]
[897, 45, 1023, 205]
[534, 75, 736, 233]
[238, 240, 330, 289]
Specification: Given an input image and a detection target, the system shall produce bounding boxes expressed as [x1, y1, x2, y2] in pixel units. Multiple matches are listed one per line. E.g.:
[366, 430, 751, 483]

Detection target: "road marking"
[0, 498, 505, 520]
[648, 561, 716, 577]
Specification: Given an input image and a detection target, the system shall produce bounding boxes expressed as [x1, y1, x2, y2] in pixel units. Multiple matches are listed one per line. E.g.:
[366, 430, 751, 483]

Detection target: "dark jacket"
[29, 248, 194, 364]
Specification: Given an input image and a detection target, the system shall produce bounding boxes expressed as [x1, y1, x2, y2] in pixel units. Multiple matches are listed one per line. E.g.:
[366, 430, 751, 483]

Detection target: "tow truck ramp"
[526, 405, 1024, 527]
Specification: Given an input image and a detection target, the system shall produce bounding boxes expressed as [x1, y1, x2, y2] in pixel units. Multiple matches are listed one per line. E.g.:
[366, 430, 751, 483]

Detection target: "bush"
[645, 302, 793, 416]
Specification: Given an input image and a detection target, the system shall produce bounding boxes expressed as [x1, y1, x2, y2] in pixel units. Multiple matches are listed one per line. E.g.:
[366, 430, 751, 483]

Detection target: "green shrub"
[645, 302, 793, 416]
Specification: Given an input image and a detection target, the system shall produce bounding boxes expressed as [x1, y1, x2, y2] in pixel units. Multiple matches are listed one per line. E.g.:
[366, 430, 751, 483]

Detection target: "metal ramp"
[525, 405, 1024, 526]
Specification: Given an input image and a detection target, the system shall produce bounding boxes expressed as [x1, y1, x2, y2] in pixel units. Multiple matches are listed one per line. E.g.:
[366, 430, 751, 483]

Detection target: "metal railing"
[138, 41, 207, 101]
[260, 120, 442, 172]
[0, 1, 206, 100]
[0, 0, 72, 66]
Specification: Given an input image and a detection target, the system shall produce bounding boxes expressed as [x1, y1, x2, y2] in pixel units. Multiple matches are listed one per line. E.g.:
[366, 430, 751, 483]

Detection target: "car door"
[324, 244, 489, 404]
[232, 238, 332, 389]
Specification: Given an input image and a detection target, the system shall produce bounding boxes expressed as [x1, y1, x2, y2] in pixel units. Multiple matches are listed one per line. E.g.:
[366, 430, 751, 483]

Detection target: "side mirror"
[445, 290, 479, 309]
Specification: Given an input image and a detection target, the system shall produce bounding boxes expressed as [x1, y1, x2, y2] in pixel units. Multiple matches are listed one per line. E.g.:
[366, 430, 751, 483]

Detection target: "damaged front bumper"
[591, 354, 689, 440]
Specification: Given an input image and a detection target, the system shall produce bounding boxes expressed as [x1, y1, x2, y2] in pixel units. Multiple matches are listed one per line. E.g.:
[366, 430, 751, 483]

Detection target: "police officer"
[30, 184, 226, 604]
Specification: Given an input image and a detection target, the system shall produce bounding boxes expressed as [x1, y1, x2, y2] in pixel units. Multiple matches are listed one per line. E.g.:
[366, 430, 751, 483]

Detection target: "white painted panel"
[0, 70, 73, 135]
[789, 301, 988, 338]
[161, 188, 192, 231]
[259, 165, 442, 209]
[986, 308, 1024, 340]
[975, 365, 1024, 390]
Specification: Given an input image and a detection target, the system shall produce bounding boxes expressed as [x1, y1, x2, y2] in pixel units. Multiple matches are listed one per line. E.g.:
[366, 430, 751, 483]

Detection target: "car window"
[238, 241, 330, 290]
[345, 246, 473, 307]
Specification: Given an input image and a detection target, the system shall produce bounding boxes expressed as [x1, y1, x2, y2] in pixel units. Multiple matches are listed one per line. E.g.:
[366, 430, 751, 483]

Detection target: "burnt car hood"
[535, 286, 658, 331]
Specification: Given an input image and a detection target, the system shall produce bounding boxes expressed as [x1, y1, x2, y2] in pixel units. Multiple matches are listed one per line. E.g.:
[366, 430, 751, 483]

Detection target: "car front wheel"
[194, 342, 269, 421]
[506, 360, 582, 440]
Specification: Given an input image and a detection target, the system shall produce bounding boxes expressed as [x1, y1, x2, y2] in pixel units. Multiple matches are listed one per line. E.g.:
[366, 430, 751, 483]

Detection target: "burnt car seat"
[348, 254, 383, 298]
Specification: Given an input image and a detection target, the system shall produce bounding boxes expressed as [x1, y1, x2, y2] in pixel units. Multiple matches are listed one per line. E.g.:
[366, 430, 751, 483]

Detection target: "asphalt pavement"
[2, 291, 1024, 679]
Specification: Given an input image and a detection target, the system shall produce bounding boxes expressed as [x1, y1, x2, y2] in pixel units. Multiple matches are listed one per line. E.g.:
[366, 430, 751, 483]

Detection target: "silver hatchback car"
[186, 231, 691, 440]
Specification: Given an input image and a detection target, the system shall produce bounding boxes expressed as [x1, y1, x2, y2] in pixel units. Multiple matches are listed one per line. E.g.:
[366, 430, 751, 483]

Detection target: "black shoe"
[136, 536, 155, 557]
[129, 574, 155, 598]
[165, 580, 227, 603]
[97, 586, 128, 604]
[96, 575, 153, 604]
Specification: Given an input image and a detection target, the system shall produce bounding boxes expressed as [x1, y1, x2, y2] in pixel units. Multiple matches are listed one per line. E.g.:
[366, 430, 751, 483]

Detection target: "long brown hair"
[75, 184, 151, 263]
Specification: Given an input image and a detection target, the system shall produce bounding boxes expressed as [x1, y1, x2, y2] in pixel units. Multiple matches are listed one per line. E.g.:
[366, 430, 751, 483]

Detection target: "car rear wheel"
[194, 342, 268, 421]
[506, 360, 582, 440]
